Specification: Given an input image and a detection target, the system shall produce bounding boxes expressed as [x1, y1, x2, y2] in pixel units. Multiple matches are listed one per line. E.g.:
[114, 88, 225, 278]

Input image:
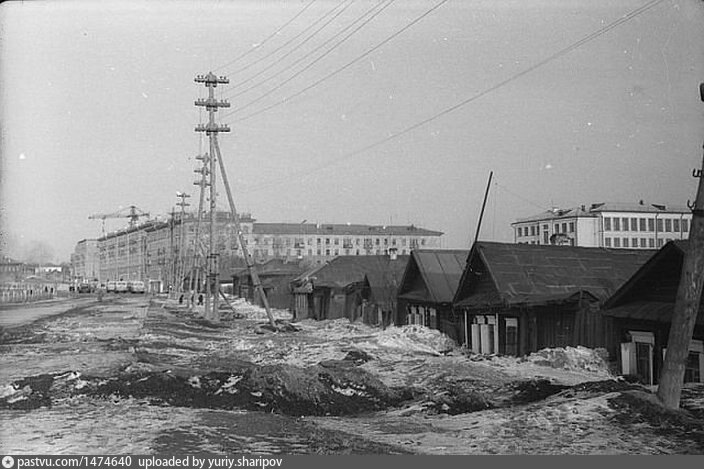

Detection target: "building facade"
[76, 212, 443, 291]
[70, 239, 100, 283]
[512, 202, 691, 250]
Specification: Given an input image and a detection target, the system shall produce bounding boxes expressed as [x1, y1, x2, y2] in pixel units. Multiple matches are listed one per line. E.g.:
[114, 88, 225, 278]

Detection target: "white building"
[512, 202, 692, 249]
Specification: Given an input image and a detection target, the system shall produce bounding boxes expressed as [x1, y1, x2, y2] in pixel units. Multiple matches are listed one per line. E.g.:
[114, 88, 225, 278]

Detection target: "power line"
[227, 0, 396, 110]
[214, 0, 318, 73]
[226, 0, 449, 121]
[227, 0, 393, 101]
[228, 0, 349, 77]
[236, 0, 666, 194]
[227, 0, 359, 97]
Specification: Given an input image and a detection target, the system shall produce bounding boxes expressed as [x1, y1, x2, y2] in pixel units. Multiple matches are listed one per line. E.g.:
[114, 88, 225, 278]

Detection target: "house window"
[631, 218, 638, 231]
[531, 225, 536, 236]
[649, 238, 655, 248]
[665, 219, 672, 232]
[569, 222, 574, 233]
[622, 218, 629, 231]
[562, 223, 567, 233]
[656, 218, 663, 232]
[648, 218, 655, 232]
[605, 237, 612, 247]
[604, 217, 612, 231]
[614, 238, 621, 248]
[673, 219, 680, 232]
[543, 231, 549, 244]
[613, 218, 621, 231]
[639, 218, 646, 231]
[657, 238, 664, 247]
[682, 219, 689, 232]
[554, 224, 560, 233]
[325, 249, 330, 256]
[623, 238, 629, 248]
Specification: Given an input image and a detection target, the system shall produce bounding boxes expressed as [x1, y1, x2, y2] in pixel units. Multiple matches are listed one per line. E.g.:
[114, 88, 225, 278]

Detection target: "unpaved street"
[1, 295, 703, 454]
[0, 297, 96, 328]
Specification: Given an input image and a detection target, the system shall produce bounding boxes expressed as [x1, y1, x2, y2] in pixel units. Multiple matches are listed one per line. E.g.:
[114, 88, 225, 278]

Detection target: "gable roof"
[602, 240, 704, 324]
[398, 249, 469, 304]
[454, 241, 654, 308]
[292, 255, 410, 289]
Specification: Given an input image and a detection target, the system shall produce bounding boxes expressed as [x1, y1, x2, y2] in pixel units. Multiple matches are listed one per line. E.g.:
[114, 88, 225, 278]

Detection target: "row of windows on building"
[516, 221, 576, 238]
[603, 216, 688, 233]
[251, 236, 424, 248]
[252, 247, 409, 258]
[604, 237, 676, 249]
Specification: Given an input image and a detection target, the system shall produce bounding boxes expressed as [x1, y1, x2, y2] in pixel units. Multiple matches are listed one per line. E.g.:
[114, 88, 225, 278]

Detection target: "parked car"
[128, 280, 145, 294]
[115, 281, 128, 293]
[77, 283, 92, 294]
[106, 281, 116, 293]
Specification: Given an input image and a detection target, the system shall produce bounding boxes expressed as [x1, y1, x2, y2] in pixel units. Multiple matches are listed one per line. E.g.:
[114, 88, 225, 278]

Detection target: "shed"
[291, 254, 409, 323]
[232, 259, 305, 310]
[396, 249, 469, 340]
[453, 241, 653, 356]
[601, 241, 704, 384]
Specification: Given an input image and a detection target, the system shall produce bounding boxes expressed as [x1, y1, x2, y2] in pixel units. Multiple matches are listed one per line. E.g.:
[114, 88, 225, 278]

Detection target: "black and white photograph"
[1, 0, 704, 457]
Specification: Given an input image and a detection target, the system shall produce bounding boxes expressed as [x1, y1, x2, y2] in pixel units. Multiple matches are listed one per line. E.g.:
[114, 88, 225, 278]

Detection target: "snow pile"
[230, 298, 292, 321]
[525, 346, 610, 374]
[373, 325, 457, 356]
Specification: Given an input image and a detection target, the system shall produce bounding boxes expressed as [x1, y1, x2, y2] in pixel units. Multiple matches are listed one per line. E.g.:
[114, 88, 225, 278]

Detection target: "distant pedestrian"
[198, 294, 204, 305]
[179, 294, 184, 304]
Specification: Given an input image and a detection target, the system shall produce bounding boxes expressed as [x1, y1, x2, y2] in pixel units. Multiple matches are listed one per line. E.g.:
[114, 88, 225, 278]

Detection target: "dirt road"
[0, 297, 96, 328]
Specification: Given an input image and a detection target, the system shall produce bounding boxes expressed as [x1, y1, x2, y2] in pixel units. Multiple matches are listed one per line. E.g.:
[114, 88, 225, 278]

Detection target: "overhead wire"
[227, 0, 349, 77]
[226, 0, 358, 97]
[227, 0, 396, 110]
[235, 0, 666, 194]
[227, 0, 393, 100]
[226, 0, 449, 121]
[214, 0, 319, 73]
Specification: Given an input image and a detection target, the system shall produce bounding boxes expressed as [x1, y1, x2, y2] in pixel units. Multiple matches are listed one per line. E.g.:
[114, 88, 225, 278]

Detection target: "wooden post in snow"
[656, 83, 704, 409]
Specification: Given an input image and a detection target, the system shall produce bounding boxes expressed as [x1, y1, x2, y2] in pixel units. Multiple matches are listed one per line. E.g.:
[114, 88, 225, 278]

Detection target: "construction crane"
[89, 205, 150, 235]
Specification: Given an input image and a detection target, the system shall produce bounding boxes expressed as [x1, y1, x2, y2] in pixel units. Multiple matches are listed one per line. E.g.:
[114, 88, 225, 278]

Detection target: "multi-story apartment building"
[69, 239, 100, 283]
[78, 212, 443, 291]
[512, 202, 692, 249]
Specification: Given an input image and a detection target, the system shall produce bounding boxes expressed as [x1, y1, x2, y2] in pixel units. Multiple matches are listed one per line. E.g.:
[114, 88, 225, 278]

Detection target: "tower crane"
[89, 205, 150, 235]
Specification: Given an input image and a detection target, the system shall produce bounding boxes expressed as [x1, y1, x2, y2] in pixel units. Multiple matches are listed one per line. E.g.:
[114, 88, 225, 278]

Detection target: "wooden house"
[231, 259, 305, 310]
[290, 254, 409, 323]
[453, 241, 653, 356]
[600, 241, 704, 385]
[396, 249, 469, 341]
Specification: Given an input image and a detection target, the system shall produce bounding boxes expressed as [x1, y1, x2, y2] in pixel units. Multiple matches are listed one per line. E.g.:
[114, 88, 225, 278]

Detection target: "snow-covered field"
[1, 295, 703, 455]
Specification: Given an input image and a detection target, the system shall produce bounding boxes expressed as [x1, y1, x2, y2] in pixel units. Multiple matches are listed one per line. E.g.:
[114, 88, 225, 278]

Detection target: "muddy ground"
[1, 295, 703, 454]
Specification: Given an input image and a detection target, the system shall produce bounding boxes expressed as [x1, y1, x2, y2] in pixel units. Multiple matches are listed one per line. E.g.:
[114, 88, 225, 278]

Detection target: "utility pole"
[195, 72, 230, 321]
[189, 153, 209, 310]
[176, 192, 191, 298]
[657, 83, 704, 409]
[194, 71, 278, 329]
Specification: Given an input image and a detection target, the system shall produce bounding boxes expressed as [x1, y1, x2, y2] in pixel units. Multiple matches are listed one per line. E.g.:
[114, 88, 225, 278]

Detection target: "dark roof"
[603, 300, 704, 325]
[293, 255, 410, 289]
[602, 240, 703, 324]
[455, 241, 654, 308]
[231, 259, 304, 278]
[398, 249, 469, 304]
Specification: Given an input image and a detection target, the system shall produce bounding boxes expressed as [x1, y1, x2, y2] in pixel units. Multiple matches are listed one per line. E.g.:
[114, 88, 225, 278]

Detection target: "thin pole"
[213, 136, 277, 329]
[473, 171, 493, 245]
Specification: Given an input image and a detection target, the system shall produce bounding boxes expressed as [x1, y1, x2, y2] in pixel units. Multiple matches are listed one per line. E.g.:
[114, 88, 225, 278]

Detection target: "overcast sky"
[1, 0, 703, 263]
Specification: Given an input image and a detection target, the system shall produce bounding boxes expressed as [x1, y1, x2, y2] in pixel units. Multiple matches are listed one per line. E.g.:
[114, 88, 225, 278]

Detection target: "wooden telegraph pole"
[194, 72, 277, 328]
[195, 72, 230, 321]
[656, 83, 704, 409]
